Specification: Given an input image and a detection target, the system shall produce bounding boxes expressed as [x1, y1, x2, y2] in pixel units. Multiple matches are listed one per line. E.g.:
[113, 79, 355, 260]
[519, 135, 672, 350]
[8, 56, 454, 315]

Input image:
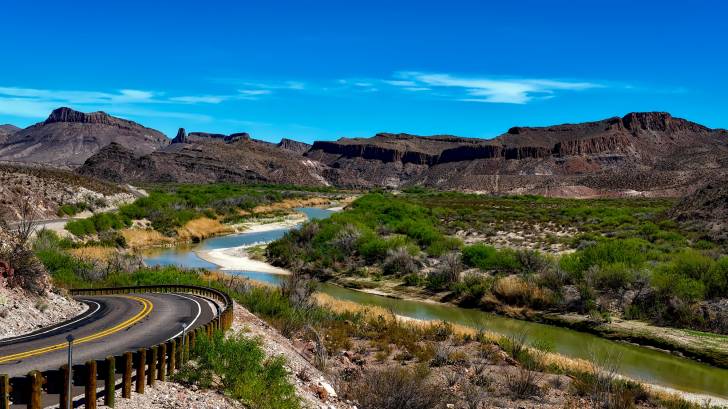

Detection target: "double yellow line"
[0, 295, 153, 364]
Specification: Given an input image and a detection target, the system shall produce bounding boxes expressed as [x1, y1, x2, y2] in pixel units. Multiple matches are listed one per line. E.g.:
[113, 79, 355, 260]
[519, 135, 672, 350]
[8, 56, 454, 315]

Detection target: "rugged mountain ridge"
[78, 134, 328, 186]
[307, 112, 728, 194]
[0, 124, 19, 144]
[0, 108, 169, 167]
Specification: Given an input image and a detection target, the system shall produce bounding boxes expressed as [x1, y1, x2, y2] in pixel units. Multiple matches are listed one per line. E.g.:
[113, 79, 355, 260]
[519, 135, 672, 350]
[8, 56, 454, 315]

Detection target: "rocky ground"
[0, 163, 133, 222]
[0, 286, 87, 339]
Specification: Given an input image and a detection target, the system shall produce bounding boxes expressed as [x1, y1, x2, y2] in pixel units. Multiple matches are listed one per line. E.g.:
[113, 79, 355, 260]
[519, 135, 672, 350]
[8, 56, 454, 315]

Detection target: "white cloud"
[170, 95, 226, 104]
[389, 72, 602, 104]
[238, 89, 272, 96]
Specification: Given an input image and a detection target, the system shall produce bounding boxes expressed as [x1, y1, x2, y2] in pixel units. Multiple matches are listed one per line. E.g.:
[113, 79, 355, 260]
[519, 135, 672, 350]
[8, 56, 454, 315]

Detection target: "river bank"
[330, 274, 728, 369]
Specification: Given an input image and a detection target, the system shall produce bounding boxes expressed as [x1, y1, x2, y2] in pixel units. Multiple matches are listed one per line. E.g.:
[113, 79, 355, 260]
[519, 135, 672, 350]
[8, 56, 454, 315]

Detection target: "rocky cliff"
[0, 107, 169, 167]
[306, 112, 728, 195]
[277, 138, 311, 154]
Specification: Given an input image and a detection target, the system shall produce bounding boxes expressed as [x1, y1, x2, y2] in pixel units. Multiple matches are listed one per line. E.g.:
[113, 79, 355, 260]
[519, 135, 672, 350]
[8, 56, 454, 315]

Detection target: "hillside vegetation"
[267, 192, 728, 335]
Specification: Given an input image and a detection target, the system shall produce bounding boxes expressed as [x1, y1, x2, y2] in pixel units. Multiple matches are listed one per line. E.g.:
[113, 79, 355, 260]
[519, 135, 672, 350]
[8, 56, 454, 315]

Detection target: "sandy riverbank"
[197, 244, 290, 274]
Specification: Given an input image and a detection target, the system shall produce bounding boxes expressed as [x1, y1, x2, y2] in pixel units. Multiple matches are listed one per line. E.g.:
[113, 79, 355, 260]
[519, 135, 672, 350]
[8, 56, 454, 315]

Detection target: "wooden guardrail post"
[148, 346, 157, 386]
[169, 339, 176, 374]
[189, 330, 196, 351]
[85, 360, 97, 409]
[27, 370, 42, 409]
[135, 349, 146, 394]
[59, 364, 70, 409]
[0, 374, 9, 409]
[183, 334, 190, 362]
[104, 356, 115, 407]
[158, 343, 167, 382]
[122, 352, 132, 398]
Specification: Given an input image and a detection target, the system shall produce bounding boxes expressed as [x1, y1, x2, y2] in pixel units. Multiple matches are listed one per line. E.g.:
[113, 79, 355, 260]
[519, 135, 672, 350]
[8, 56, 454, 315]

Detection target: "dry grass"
[120, 229, 175, 248]
[176, 217, 233, 241]
[67, 246, 116, 262]
[493, 275, 554, 307]
[251, 197, 332, 214]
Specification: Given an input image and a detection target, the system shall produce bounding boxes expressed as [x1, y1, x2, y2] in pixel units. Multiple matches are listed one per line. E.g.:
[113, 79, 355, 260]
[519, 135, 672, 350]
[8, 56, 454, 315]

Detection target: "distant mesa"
[0, 107, 169, 167]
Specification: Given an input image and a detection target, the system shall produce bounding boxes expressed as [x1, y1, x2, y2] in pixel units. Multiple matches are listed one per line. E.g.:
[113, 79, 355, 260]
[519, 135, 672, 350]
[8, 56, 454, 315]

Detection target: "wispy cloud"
[387, 72, 602, 104]
[0, 86, 234, 120]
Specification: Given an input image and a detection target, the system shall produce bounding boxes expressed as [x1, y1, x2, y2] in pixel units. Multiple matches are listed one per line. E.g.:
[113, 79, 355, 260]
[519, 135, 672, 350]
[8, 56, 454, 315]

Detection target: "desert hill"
[0, 107, 169, 167]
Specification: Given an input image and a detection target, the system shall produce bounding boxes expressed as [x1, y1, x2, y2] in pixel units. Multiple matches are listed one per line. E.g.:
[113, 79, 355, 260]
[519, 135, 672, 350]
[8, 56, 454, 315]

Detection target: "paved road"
[0, 293, 217, 377]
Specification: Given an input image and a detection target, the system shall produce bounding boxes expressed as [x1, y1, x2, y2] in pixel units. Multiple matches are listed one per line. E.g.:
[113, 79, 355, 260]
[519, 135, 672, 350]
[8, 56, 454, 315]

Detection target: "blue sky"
[1, 0, 726, 142]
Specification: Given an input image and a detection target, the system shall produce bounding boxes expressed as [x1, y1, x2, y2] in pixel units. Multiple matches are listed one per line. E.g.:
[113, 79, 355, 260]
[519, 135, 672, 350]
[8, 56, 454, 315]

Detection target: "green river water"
[141, 208, 728, 400]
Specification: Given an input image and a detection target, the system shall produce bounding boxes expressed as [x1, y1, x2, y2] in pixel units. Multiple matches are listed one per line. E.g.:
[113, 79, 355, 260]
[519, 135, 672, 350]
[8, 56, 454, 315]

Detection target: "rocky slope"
[0, 108, 169, 167]
[671, 175, 728, 242]
[0, 164, 131, 221]
[78, 131, 329, 186]
[0, 124, 19, 144]
[307, 112, 728, 195]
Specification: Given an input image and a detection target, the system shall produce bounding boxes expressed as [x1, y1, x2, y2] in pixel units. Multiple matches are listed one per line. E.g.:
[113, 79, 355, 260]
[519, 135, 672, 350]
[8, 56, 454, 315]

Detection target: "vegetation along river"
[141, 207, 728, 400]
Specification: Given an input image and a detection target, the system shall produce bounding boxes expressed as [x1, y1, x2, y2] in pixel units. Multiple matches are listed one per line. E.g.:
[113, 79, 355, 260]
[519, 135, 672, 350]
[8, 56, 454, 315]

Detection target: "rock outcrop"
[171, 128, 188, 144]
[277, 138, 311, 154]
[0, 107, 169, 167]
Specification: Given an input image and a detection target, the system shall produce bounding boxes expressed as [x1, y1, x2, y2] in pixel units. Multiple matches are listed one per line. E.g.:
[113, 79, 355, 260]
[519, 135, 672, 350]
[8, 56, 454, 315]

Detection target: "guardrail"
[0, 285, 233, 409]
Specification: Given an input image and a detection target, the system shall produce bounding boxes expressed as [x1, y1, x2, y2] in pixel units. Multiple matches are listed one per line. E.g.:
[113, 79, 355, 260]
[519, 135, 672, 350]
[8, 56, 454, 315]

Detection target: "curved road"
[0, 293, 218, 377]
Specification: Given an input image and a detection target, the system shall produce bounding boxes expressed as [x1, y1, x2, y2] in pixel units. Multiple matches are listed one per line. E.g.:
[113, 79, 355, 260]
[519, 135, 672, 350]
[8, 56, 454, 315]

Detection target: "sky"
[1, 0, 726, 143]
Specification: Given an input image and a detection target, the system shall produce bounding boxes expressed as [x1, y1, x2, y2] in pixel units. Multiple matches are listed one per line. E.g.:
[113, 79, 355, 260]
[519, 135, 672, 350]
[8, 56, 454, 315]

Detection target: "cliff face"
[0, 107, 169, 167]
[306, 112, 728, 195]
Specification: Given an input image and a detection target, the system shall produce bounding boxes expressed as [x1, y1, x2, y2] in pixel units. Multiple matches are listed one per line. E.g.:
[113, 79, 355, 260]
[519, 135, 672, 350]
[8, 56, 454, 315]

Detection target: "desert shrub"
[382, 246, 419, 276]
[462, 244, 520, 272]
[492, 275, 554, 308]
[341, 365, 446, 409]
[451, 274, 494, 307]
[516, 249, 550, 274]
[559, 239, 649, 282]
[176, 330, 299, 409]
[705, 256, 728, 298]
[426, 251, 462, 290]
[586, 263, 637, 292]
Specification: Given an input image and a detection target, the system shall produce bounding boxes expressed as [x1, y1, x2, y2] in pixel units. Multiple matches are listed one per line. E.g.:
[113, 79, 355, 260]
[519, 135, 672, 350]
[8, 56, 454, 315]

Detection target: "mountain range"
[1, 108, 726, 197]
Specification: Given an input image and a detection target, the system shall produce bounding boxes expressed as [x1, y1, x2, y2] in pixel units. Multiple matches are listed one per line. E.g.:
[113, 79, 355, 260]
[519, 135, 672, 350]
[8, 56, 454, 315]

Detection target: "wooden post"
[59, 365, 70, 409]
[0, 374, 10, 409]
[122, 352, 132, 398]
[147, 347, 157, 386]
[169, 339, 176, 374]
[27, 370, 42, 409]
[104, 356, 115, 407]
[135, 349, 146, 394]
[85, 361, 97, 409]
[183, 334, 190, 363]
[158, 343, 167, 381]
[189, 330, 196, 351]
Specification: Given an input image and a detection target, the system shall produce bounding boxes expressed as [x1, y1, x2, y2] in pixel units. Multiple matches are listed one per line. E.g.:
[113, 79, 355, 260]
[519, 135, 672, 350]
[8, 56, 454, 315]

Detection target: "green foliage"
[559, 239, 649, 281]
[462, 244, 521, 272]
[177, 330, 299, 409]
[705, 257, 728, 299]
[65, 212, 130, 237]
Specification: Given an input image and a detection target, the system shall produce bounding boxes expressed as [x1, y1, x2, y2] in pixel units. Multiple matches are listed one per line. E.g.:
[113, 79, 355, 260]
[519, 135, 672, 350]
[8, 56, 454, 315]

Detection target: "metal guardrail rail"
[0, 285, 233, 409]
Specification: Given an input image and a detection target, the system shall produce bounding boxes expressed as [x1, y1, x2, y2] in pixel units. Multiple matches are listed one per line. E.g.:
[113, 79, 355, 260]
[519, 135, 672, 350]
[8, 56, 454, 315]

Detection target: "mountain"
[306, 112, 728, 196]
[0, 124, 19, 144]
[0, 107, 169, 167]
[77, 133, 329, 186]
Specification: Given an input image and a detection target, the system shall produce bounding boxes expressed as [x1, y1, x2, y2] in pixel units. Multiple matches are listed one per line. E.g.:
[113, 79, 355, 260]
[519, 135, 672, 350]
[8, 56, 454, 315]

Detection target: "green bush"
[462, 244, 521, 272]
[705, 257, 728, 298]
[176, 330, 299, 409]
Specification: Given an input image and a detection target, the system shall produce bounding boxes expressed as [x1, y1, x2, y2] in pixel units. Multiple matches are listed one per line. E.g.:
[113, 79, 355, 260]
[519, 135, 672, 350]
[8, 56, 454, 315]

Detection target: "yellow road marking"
[0, 295, 153, 364]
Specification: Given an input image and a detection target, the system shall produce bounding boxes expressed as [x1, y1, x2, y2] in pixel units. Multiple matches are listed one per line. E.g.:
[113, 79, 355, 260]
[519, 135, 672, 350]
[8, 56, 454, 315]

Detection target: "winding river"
[142, 208, 728, 401]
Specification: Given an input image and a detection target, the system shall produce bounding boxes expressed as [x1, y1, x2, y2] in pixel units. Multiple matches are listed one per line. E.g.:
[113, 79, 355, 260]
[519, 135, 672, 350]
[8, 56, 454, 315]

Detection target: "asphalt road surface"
[0, 292, 218, 377]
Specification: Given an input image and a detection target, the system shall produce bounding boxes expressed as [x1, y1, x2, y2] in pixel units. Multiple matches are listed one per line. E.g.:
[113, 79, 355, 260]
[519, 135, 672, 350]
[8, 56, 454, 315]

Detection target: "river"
[141, 207, 728, 400]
